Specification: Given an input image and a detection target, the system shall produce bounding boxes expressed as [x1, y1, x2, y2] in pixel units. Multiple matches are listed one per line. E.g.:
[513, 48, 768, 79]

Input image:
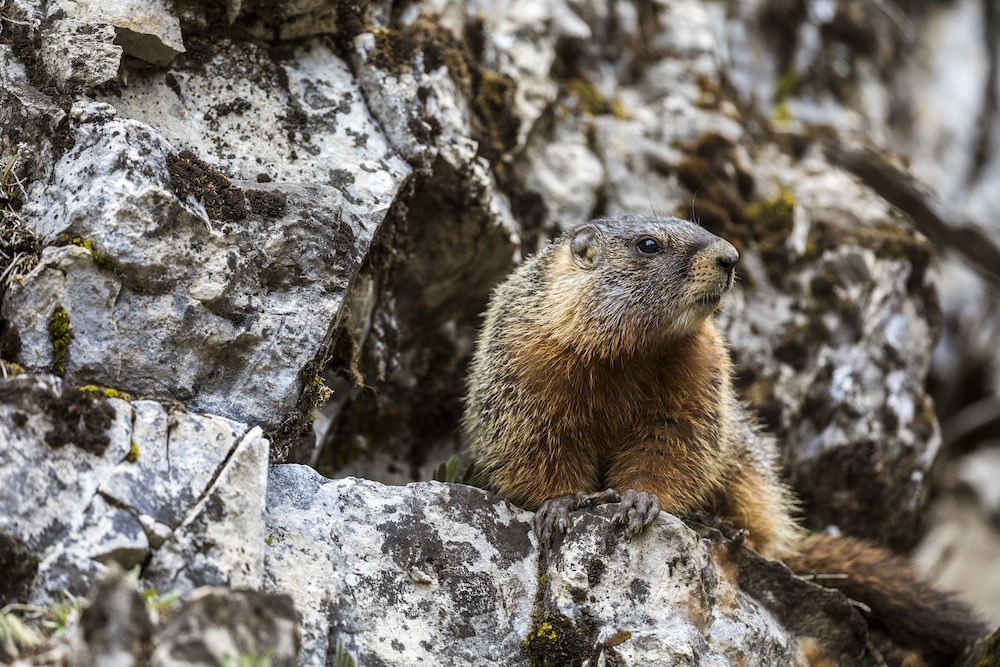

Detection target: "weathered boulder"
[0, 105, 381, 429]
[151, 587, 299, 667]
[263, 465, 869, 667]
[0, 374, 268, 605]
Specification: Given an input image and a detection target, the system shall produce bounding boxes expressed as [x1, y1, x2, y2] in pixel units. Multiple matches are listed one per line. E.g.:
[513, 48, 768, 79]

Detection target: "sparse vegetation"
[47, 306, 71, 377]
[333, 638, 356, 667]
[432, 454, 477, 485]
[221, 646, 274, 667]
[0, 606, 42, 655]
[42, 593, 81, 638]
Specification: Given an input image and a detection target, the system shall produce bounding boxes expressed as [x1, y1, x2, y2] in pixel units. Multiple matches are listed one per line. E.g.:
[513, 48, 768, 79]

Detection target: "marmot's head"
[545, 215, 738, 357]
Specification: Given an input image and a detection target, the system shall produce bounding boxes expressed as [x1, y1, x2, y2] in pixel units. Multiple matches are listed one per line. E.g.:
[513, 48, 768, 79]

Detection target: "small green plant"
[42, 592, 81, 638]
[0, 360, 24, 378]
[221, 645, 274, 667]
[126, 566, 181, 615]
[432, 454, 477, 485]
[125, 438, 140, 463]
[0, 152, 24, 203]
[0, 606, 43, 653]
[79, 384, 133, 401]
[142, 588, 182, 614]
[333, 638, 355, 667]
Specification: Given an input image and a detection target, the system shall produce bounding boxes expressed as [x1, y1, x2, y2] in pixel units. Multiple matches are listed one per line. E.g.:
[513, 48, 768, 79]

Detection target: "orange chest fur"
[511, 322, 729, 456]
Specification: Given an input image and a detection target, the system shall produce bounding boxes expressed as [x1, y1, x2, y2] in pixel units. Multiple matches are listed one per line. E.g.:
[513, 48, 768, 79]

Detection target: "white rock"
[145, 427, 269, 595]
[263, 468, 539, 667]
[99, 401, 250, 530]
[88, 0, 185, 67]
[2, 116, 380, 427]
[262, 468, 866, 666]
[40, 4, 122, 88]
[0, 375, 131, 552]
[30, 494, 149, 604]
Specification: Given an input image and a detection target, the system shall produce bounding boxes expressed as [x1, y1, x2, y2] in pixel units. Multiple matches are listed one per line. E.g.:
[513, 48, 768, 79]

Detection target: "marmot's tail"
[784, 534, 987, 666]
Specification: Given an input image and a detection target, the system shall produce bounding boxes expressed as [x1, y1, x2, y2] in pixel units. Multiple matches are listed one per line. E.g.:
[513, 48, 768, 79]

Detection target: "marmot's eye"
[636, 237, 662, 254]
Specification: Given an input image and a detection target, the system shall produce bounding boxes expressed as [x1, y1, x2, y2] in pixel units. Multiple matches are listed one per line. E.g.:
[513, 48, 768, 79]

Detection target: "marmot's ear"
[570, 226, 600, 269]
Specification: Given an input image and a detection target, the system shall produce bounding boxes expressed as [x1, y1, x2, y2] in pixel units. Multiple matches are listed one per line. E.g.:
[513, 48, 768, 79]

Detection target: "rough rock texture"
[67, 564, 155, 667]
[0, 110, 378, 428]
[539, 508, 868, 666]
[145, 424, 269, 596]
[264, 465, 869, 667]
[0, 376, 964, 666]
[263, 467, 537, 666]
[151, 587, 299, 667]
[0, 374, 267, 606]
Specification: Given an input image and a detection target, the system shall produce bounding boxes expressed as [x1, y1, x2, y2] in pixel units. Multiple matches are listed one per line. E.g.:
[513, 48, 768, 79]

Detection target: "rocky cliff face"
[1, 0, 999, 665]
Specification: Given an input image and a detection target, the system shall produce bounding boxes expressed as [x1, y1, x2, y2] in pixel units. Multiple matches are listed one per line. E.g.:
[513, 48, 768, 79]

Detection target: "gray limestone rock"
[0, 374, 268, 608]
[151, 588, 299, 667]
[40, 10, 122, 89]
[145, 427, 269, 596]
[0, 374, 132, 556]
[30, 494, 149, 605]
[1, 113, 377, 428]
[67, 564, 154, 667]
[0, 46, 66, 176]
[263, 467, 538, 667]
[99, 401, 249, 532]
[263, 467, 869, 666]
[541, 509, 868, 666]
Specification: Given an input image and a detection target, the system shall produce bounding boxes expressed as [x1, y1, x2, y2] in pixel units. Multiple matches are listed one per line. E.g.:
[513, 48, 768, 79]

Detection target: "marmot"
[463, 215, 986, 666]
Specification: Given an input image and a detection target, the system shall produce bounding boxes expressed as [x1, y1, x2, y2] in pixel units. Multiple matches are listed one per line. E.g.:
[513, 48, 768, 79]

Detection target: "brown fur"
[464, 215, 986, 666]
[787, 535, 984, 666]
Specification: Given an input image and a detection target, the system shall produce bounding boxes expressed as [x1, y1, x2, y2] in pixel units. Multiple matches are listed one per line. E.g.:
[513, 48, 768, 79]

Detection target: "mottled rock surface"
[263, 465, 869, 667]
[0, 374, 267, 605]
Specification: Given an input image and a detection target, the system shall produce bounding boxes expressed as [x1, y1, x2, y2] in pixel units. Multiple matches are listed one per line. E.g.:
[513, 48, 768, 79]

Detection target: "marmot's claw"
[535, 494, 584, 544]
[643, 495, 662, 529]
[611, 488, 661, 535]
[582, 489, 620, 507]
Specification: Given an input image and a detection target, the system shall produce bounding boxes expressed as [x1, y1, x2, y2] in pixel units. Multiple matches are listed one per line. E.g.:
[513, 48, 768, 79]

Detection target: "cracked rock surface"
[0, 375, 266, 605]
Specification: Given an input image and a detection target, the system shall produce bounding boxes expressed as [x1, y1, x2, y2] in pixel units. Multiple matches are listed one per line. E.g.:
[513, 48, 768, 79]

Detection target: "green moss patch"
[471, 70, 520, 167]
[79, 384, 133, 402]
[742, 189, 796, 285]
[521, 611, 632, 667]
[125, 438, 140, 463]
[53, 235, 112, 270]
[47, 306, 71, 377]
[266, 355, 334, 463]
[562, 77, 624, 118]
[369, 28, 416, 74]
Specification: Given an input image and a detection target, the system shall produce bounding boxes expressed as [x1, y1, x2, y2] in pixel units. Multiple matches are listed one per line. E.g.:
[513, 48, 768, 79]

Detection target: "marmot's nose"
[714, 242, 739, 276]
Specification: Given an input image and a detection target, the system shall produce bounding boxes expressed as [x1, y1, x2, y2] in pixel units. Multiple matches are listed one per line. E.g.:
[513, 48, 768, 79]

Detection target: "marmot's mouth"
[699, 293, 722, 307]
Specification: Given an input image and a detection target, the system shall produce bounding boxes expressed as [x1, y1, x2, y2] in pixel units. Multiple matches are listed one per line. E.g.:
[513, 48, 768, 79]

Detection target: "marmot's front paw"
[609, 488, 661, 535]
[534, 492, 588, 544]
